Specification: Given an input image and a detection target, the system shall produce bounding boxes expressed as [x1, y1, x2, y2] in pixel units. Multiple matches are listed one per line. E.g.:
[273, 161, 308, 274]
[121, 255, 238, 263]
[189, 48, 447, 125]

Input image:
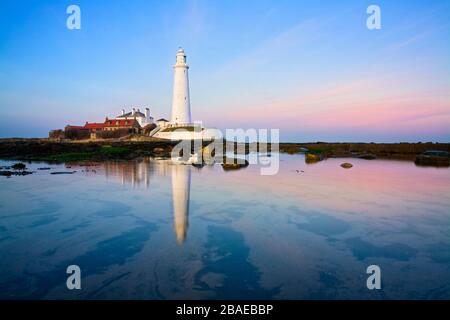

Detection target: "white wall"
[154, 128, 222, 141]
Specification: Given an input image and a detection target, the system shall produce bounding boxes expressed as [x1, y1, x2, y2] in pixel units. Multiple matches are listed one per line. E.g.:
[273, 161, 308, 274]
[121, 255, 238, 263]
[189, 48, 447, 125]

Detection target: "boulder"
[221, 157, 249, 170]
[305, 152, 324, 164]
[415, 150, 450, 167]
[153, 147, 166, 153]
[142, 123, 157, 135]
[11, 163, 27, 170]
[0, 171, 12, 177]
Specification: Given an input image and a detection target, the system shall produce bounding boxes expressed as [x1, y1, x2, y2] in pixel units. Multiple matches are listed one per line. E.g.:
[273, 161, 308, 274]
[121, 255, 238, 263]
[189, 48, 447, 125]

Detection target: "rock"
[17, 171, 33, 175]
[37, 167, 52, 170]
[221, 157, 249, 170]
[153, 147, 165, 153]
[11, 163, 27, 170]
[142, 123, 157, 135]
[341, 163, 353, 169]
[358, 154, 376, 160]
[1, 170, 33, 176]
[415, 150, 450, 167]
[305, 152, 324, 163]
[222, 163, 248, 170]
[50, 171, 77, 175]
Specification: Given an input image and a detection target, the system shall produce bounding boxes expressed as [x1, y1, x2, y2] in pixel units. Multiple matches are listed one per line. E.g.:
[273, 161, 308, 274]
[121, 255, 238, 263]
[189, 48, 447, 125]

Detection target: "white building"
[156, 118, 169, 127]
[171, 48, 192, 125]
[116, 107, 153, 127]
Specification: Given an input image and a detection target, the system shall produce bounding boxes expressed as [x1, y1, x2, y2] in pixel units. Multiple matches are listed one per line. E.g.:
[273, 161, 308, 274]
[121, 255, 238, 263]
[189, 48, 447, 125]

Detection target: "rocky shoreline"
[0, 138, 449, 166]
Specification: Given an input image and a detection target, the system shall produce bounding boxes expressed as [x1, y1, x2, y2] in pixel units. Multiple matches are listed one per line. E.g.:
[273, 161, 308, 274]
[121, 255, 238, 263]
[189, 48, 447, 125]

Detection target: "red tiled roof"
[104, 119, 140, 127]
[84, 122, 105, 130]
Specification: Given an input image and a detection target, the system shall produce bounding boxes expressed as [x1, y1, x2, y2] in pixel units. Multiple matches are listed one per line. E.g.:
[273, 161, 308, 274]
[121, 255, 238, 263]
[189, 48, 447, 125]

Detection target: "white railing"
[165, 123, 201, 129]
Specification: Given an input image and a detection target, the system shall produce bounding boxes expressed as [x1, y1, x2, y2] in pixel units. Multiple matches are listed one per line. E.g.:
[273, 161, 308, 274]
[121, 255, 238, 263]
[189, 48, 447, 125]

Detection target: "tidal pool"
[0, 154, 449, 299]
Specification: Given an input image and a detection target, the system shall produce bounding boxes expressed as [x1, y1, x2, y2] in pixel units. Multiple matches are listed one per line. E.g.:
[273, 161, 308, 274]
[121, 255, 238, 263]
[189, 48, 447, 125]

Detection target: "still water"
[0, 154, 449, 299]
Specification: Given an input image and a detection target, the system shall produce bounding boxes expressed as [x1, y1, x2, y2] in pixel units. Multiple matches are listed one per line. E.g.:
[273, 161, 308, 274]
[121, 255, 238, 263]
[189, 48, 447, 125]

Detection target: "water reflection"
[102, 158, 171, 188]
[97, 159, 192, 244]
[1, 155, 449, 299]
[171, 164, 191, 244]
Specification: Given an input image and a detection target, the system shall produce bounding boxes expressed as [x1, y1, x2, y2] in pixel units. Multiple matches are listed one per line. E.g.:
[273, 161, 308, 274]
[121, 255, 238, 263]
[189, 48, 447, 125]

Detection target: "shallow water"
[0, 154, 449, 299]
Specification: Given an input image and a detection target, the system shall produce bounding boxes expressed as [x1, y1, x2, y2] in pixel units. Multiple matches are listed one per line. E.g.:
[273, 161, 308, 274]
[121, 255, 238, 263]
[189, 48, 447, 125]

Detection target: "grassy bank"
[277, 142, 450, 160]
[0, 138, 178, 162]
[0, 138, 449, 163]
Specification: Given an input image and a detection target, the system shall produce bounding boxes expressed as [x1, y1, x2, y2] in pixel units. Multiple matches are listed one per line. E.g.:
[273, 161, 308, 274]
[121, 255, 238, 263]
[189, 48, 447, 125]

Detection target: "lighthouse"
[151, 48, 222, 140]
[171, 48, 192, 125]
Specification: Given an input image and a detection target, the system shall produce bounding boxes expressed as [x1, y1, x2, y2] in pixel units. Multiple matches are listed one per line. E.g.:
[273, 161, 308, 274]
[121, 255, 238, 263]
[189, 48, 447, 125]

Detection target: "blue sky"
[0, 0, 449, 142]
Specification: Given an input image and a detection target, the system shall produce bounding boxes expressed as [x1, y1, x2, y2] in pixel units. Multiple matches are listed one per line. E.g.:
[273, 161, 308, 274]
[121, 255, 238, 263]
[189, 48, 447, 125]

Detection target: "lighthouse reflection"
[93, 158, 191, 244]
[171, 164, 191, 244]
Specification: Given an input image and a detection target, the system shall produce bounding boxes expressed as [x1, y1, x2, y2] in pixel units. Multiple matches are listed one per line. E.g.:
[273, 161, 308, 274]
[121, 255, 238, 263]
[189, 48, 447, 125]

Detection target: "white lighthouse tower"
[151, 48, 222, 141]
[171, 48, 192, 125]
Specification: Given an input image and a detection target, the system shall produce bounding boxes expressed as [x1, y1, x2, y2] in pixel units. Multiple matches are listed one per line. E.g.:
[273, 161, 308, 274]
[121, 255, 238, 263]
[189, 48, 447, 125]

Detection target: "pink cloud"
[207, 77, 450, 138]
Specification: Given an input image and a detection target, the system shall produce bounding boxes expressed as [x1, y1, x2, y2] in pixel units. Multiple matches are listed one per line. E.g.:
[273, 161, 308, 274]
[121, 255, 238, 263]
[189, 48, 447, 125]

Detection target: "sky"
[0, 0, 449, 142]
